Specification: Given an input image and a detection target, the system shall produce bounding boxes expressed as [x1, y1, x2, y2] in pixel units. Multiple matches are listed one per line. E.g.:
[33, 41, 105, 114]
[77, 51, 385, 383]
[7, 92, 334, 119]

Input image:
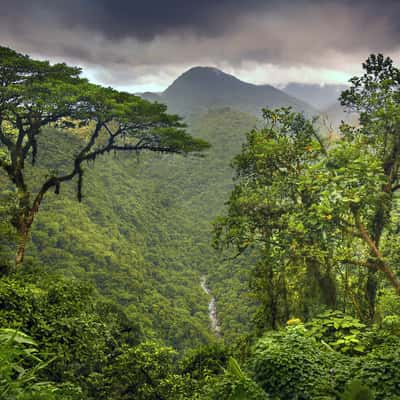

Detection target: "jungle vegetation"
[0, 48, 400, 399]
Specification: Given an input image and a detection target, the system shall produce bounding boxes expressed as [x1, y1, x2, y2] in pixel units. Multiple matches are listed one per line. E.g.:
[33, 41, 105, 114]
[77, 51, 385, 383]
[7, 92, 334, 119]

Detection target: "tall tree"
[214, 108, 334, 328]
[0, 46, 209, 266]
[339, 54, 400, 318]
[215, 55, 400, 325]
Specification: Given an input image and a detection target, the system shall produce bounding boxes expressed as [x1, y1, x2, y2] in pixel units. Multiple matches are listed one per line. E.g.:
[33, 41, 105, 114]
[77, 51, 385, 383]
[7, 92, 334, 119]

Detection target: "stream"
[200, 276, 221, 336]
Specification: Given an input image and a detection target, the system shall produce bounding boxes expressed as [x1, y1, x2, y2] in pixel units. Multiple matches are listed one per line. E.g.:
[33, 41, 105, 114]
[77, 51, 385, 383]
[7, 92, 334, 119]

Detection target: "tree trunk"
[15, 223, 29, 266]
[365, 270, 378, 321]
[14, 204, 34, 267]
[13, 187, 45, 267]
[281, 268, 290, 323]
[266, 264, 278, 330]
[356, 216, 400, 298]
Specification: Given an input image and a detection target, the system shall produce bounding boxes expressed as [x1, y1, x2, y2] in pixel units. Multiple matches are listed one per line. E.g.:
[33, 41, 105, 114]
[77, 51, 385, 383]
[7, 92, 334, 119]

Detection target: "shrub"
[199, 357, 269, 400]
[305, 311, 367, 355]
[340, 380, 374, 400]
[249, 326, 344, 399]
[350, 339, 400, 400]
[0, 328, 80, 400]
[97, 341, 186, 400]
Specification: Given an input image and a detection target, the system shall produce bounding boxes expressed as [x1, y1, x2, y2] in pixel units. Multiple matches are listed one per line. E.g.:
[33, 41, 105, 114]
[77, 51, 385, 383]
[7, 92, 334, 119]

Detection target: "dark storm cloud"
[1, 0, 400, 88]
[2, 0, 275, 40]
[2, 0, 399, 41]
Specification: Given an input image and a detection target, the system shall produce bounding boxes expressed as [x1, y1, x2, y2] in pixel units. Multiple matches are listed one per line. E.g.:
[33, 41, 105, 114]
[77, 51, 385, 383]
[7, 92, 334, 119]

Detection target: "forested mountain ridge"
[141, 66, 316, 117]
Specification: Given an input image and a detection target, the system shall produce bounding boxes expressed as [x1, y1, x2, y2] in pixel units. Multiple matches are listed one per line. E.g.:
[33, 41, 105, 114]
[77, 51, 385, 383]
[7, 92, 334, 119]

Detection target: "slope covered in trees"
[1, 48, 400, 399]
[0, 105, 259, 347]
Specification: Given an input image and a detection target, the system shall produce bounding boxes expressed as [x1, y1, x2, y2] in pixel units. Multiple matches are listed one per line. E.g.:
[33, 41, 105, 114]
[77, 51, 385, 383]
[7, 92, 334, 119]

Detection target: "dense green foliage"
[1, 48, 400, 399]
[198, 357, 269, 400]
[0, 45, 208, 265]
[216, 56, 400, 332]
[250, 325, 340, 399]
[0, 328, 67, 400]
[248, 318, 400, 399]
[304, 311, 367, 355]
[0, 105, 259, 348]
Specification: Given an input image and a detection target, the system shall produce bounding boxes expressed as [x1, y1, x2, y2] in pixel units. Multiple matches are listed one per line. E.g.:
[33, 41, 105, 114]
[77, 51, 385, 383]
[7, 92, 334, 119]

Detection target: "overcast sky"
[1, 0, 400, 92]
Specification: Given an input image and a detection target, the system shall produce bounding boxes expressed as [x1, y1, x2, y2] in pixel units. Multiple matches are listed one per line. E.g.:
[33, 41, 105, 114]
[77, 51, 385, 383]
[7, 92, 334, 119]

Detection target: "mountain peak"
[158, 66, 316, 117]
[183, 66, 225, 76]
[167, 66, 240, 89]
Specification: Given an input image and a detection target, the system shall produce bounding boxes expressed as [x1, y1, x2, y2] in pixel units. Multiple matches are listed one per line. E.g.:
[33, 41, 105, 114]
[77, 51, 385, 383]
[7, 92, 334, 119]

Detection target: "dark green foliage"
[0, 190, 16, 271]
[305, 311, 367, 355]
[176, 343, 231, 397]
[92, 341, 186, 400]
[0, 46, 260, 345]
[180, 343, 230, 381]
[0, 271, 140, 397]
[340, 380, 374, 400]
[201, 375, 269, 400]
[5, 268, 397, 399]
[214, 107, 333, 328]
[246, 319, 400, 400]
[249, 326, 340, 399]
[0, 269, 209, 400]
[199, 358, 269, 400]
[0, 328, 80, 400]
[350, 340, 400, 400]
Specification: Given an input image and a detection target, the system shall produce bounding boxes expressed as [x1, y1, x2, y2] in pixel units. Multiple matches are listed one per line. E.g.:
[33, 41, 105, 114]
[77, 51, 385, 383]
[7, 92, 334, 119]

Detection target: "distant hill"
[141, 66, 316, 117]
[139, 91, 163, 103]
[282, 83, 348, 110]
[281, 83, 361, 128]
[322, 102, 359, 127]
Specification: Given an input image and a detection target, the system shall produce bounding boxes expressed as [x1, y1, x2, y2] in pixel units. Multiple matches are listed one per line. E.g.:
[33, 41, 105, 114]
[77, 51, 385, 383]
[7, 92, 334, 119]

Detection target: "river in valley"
[200, 276, 221, 336]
